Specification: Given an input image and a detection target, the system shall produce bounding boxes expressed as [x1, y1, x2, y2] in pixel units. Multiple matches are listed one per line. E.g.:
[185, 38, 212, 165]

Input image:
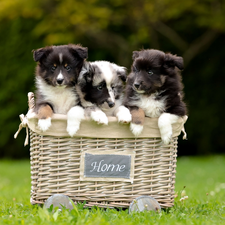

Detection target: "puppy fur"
[33, 44, 88, 136]
[77, 60, 131, 124]
[123, 49, 187, 144]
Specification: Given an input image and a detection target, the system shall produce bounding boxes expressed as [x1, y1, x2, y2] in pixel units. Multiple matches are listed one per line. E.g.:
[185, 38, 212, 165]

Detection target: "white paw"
[158, 113, 179, 145]
[91, 110, 108, 125]
[158, 122, 173, 145]
[130, 123, 143, 136]
[116, 106, 132, 124]
[67, 123, 80, 137]
[38, 118, 51, 132]
[160, 132, 173, 145]
[67, 106, 85, 137]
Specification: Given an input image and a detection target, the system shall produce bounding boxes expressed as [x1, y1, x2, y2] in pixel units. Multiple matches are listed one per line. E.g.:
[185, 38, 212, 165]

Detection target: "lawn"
[0, 155, 225, 224]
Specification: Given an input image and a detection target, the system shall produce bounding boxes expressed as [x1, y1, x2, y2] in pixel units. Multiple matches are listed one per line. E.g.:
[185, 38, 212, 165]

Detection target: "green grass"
[0, 156, 225, 224]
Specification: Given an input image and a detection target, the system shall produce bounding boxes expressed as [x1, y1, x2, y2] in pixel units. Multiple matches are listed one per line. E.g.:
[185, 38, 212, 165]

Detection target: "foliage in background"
[0, 0, 225, 157]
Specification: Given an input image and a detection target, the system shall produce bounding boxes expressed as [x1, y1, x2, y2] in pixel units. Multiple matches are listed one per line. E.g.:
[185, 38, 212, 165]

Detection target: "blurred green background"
[1, 0, 224, 158]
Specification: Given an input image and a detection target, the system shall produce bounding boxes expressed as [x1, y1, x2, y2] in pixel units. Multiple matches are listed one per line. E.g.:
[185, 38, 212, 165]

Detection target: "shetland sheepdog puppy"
[33, 44, 88, 136]
[123, 49, 187, 144]
[76, 61, 131, 124]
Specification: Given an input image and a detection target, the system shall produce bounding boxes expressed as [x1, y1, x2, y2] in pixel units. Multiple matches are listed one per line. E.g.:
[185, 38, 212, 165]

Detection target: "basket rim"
[26, 109, 187, 139]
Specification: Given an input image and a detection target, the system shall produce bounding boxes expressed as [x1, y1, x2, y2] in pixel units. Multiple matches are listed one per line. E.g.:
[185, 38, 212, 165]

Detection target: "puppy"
[76, 60, 131, 124]
[33, 44, 88, 136]
[123, 49, 187, 144]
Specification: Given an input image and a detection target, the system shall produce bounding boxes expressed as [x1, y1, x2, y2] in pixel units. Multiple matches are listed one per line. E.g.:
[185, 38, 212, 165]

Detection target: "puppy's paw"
[66, 123, 80, 137]
[91, 110, 108, 125]
[130, 123, 143, 136]
[160, 132, 173, 145]
[158, 113, 179, 145]
[116, 106, 132, 124]
[67, 106, 85, 137]
[158, 122, 173, 145]
[38, 118, 51, 132]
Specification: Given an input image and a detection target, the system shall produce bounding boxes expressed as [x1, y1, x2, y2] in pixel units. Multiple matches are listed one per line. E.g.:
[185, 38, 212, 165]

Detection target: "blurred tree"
[0, 0, 224, 157]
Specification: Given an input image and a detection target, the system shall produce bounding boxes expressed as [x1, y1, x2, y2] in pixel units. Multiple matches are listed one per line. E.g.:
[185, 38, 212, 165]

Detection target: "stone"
[44, 194, 74, 210]
[129, 196, 161, 213]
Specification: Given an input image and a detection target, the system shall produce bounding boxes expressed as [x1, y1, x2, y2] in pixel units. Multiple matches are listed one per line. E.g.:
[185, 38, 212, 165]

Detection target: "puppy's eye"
[65, 65, 71, 72]
[97, 84, 103, 90]
[111, 85, 115, 89]
[148, 70, 153, 75]
[51, 66, 57, 72]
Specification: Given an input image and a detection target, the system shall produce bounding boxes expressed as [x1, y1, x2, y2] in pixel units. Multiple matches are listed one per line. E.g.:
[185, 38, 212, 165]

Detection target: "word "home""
[90, 160, 126, 172]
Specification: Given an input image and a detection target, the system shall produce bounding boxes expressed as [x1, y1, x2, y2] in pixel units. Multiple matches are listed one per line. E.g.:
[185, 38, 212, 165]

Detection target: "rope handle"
[14, 114, 29, 146]
[28, 92, 35, 110]
[14, 92, 34, 146]
[181, 115, 188, 140]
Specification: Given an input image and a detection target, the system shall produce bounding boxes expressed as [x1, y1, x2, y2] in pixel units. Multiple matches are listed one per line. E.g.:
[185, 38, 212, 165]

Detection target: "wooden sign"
[80, 151, 135, 183]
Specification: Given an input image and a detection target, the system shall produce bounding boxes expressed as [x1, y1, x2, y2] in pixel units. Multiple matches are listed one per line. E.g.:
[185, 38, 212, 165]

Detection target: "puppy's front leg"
[90, 108, 108, 125]
[114, 105, 132, 124]
[129, 106, 145, 136]
[158, 113, 180, 145]
[84, 106, 108, 125]
[67, 106, 85, 137]
[37, 104, 53, 132]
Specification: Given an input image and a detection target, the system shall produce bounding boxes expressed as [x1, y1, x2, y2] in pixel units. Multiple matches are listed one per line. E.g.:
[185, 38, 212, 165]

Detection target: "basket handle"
[28, 92, 35, 110]
[14, 92, 34, 146]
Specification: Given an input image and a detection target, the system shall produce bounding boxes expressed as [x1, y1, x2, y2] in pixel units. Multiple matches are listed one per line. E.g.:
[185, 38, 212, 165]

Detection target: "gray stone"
[44, 194, 74, 210]
[129, 196, 161, 213]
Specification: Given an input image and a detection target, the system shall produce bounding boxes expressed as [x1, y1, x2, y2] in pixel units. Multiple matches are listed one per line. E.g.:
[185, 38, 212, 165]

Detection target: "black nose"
[57, 78, 64, 85]
[134, 83, 140, 89]
[108, 101, 115, 108]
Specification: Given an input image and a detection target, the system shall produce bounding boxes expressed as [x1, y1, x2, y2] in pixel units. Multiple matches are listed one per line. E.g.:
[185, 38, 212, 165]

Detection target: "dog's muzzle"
[106, 89, 115, 108]
[56, 78, 64, 85]
[134, 83, 140, 89]
[133, 83, 145, 94]
[106, 99, 115, 108]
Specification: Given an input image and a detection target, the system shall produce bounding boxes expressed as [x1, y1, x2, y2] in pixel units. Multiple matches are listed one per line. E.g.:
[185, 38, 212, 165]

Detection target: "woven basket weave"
[20, 92, 187, 208]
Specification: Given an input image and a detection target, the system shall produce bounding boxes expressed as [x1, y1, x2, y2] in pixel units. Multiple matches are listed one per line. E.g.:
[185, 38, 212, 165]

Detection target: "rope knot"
[14, 114, 29, 146]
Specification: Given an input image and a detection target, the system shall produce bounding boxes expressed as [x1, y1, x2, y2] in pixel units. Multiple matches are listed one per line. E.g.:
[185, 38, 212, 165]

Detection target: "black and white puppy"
[124, 49, 187, 144]
[77, 60, 131, 124]
[33, 44, 88, 136]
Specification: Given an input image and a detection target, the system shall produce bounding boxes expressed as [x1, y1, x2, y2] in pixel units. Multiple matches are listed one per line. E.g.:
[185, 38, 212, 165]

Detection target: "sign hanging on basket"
[80, 150, 135, 183]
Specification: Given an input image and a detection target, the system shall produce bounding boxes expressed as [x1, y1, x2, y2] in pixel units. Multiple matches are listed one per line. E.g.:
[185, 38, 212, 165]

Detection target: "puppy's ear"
[79, 61, 93, 83]
[111, 63, 127, 82]
[132, 51, 140, 60]
[32, 47, 52, 62]
[164, 53, 184, 70]
[69, 44, 88, 60]
[117, 67, 127, 82]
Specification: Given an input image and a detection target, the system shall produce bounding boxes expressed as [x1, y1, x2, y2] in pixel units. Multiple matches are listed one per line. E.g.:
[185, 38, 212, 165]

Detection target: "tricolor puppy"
[124, 49, 187, 144]
[33, 44, 88, 136]
[77, 61, 131, 124]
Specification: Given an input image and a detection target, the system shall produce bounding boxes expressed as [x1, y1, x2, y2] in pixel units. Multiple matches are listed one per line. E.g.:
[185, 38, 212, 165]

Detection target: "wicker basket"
[15, 92, 187, 209]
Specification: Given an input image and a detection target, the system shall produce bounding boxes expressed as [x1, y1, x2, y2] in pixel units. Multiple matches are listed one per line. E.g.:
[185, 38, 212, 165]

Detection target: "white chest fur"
[36, 77, 78, 114]
[137, 93, 166, 118]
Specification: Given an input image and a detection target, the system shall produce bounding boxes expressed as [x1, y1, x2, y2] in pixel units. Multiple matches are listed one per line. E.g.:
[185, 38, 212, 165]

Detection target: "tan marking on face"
[160, 75, 166, 85]
[54, 64, 57, 67]
[65, 64, 68, 67]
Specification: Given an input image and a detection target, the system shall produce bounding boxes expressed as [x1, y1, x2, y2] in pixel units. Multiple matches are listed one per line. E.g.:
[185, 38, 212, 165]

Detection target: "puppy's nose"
[108, 101, 115, 108]
[57, 78, 64, 85]
[134, 83, 140, 89]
